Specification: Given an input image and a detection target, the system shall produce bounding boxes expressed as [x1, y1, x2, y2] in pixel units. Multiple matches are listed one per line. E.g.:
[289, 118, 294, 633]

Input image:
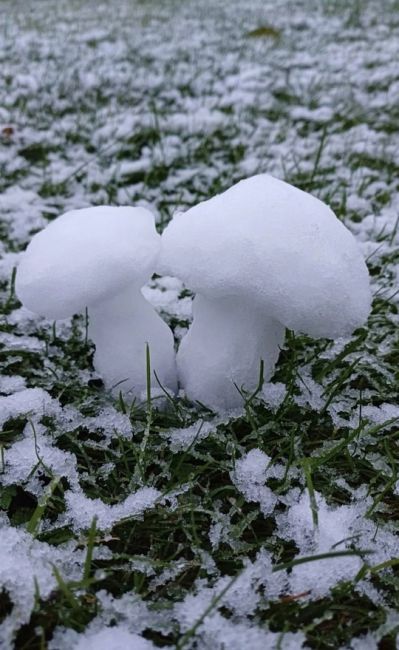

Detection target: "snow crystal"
[6, 306, 46, 330]
[0, 422, 79, 492]
[291, 105, 334, 123]
[50, 588, 171, 649]
[0, 388, 60, 429]
[164, 420, 215, 452]
[0, 331, 45, 353]
[200, 617, 305, 650]
[0, 523, 83, 646]
[174, 579, 305, 649]
[209, 511, 236, 552]
[361, 403, 399, 426]
[0, 251, 21, 281]
[294, 372, 326, 411]
[0, 186, 46, 242]
[277, 490, 399, 599]
[346, 634, 378, 650]
[149, 560, 189, 591]
[143, 280, 193, 320]
[261, 381, 287, 409]
[50, 626, 156, 650]
[63, 486, 161, 531]
[0, 375, 26, 395]
[277, 491, 363, 597]
[232, 449, 284, 515]
[74, 407, 133, 441]
[166, 107, 226, 134]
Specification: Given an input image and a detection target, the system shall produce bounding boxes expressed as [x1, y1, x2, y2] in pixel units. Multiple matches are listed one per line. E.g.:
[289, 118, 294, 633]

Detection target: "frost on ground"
[0, 0, 399, 648]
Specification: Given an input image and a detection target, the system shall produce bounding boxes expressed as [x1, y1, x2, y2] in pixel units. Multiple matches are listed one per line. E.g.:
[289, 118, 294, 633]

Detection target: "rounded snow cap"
[159, 174, 371, 338]
[16, 206, 160, 319]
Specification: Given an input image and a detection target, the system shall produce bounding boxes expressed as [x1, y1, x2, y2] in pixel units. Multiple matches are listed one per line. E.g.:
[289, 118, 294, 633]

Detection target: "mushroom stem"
[177, 295, 285, 410]
[88, 284, 177, 397]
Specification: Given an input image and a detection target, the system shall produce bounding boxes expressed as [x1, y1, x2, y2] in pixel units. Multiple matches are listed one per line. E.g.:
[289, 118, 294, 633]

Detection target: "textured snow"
[261, 381, 288, 409]
[0, 522, 84, 646]
[349, 635, 379, 650]
[142, 276, 193, 321]
[164, 420, 216, 452]
[75, 407, 133, 440]
[277, 491, 363, 597]
[0, 375, 26, 395]
[63, 486, 161, 532]
[174, 554, 303, 649]
[232, 449, 284, 515]
[278, 490, 399, 599]
[362, 402, 399, 426]
[0, 422, 79, 492]
[0, 388, 60, 428]
[0, 331, 45, 352]
[49, 587, 171, 649]
[50, 626, 157, 650]
[0, 186, 46, 241]
[0, 0, 398, 646]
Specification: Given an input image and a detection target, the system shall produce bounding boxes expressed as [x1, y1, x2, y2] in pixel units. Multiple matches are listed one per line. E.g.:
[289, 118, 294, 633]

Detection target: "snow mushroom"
[16, 206, 177, 398]
[159, 174, 372, 410]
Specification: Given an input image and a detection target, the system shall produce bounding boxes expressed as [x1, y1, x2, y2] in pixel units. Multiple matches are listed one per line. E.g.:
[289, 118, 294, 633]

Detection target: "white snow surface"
[232, 449, 284, 515]
[175, 294, 285, 409]
[160, 175, 371, 407]
[160, 174, 371, 339]
[0, 521, 84, 648]
[16, 206, 160, 319]
[51, 626, 157, 650]
[63, 486, 161, 532]
[0, 388, 61, 428]
[0, 0, 398, 647]
[15, 207, 178, 397]
[277, 490, 399, 599]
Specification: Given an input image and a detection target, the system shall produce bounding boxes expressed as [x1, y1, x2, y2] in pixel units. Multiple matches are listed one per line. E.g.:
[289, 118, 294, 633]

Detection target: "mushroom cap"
[16, 206, 160, 319]
[159, 174, 371, 338]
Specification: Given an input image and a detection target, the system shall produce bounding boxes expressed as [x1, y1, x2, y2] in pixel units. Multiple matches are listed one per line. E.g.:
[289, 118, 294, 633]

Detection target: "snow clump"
[16, 206, 177, 400]
[159, 174, 371, 410]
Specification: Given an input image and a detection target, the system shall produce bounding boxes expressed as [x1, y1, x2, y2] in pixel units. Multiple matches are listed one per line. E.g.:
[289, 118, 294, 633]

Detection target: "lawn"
[0, 0, 399, 648]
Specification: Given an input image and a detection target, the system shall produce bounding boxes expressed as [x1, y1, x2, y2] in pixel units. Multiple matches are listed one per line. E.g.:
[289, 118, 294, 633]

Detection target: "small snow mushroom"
[159, 174, 371, 410]
[16, 206, 177, 398]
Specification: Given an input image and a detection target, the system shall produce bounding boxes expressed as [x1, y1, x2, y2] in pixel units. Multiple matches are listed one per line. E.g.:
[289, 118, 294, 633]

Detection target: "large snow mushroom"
[16, 206, 177, 398]
[159, 174, 372, 410]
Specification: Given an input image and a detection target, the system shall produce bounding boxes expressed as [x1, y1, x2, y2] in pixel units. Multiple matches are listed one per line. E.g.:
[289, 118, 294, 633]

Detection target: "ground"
[0, 0, 399, 648]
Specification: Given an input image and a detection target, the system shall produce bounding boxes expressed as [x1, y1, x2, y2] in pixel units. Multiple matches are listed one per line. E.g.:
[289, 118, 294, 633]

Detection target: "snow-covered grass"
[1, 0, 399, 648]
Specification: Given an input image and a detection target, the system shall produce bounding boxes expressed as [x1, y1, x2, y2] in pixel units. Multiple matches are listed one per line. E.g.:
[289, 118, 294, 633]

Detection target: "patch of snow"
[164, 420, 215, 452]
[0, 388, 61, 429]
[261, 381, 288, 409]
[0, 186, 46, 242]
[0, 422, 79, 493]
[63, 486, 161, 531]
[0, 522, 84, 646]
[0, 375, 26, 395]
[50, 626, 157, 650]
[232, 449, 284, 516]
